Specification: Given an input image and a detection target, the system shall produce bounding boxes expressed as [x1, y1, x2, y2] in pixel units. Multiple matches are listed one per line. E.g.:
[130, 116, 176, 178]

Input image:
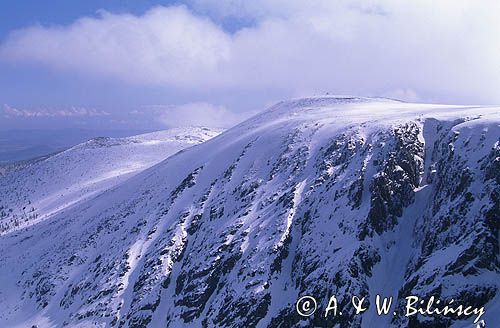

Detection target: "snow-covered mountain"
[0, 127, 222, 234]
[0, 96, 498, 328]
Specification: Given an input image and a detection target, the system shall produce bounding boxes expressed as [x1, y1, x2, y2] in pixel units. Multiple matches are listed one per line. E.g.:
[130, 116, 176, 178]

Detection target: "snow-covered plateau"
[0, 127, 222, 234]
[0, 96, 498, 328]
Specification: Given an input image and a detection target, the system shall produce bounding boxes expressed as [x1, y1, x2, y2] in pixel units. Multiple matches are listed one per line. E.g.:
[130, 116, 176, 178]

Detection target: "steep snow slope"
[0, 127, 221, 233]
[0, 96, 498, 328]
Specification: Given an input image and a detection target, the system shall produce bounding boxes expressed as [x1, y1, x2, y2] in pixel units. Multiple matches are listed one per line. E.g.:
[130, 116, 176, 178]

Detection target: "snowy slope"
[0, 96, 498, 328]
[0, 127, 222, 233]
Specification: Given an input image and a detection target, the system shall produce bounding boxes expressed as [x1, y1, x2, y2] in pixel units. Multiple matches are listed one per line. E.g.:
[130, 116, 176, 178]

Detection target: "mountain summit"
[0, 97, 498, 327]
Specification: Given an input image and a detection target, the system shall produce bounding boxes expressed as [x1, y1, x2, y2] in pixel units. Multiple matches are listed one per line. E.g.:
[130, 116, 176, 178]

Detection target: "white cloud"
[1, 1, 500, 103]
[381, 88, 419, 103]
[0, 6, 231, 87]
[155, 102, 252, 128]
[2, 104, 110, 118]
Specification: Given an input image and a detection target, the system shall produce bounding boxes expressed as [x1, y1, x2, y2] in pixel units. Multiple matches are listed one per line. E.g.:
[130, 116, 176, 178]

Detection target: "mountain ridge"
[0, 127, 222, 234]
[0, 97, 498, 327]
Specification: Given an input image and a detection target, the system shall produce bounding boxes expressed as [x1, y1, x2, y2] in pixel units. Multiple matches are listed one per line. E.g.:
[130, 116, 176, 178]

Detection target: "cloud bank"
[142, 102, 252, 128]
[2, 104, 110, 118]
[1, 1, 500, 103]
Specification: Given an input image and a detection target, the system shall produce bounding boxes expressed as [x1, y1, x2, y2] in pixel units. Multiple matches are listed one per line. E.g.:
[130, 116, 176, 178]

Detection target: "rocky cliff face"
[0, 97, 498, 328]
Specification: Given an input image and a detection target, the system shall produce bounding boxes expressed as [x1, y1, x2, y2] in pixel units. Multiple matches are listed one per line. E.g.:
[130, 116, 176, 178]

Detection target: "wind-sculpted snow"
[0, 96, 498, 327]
[0, 127, 221, 233]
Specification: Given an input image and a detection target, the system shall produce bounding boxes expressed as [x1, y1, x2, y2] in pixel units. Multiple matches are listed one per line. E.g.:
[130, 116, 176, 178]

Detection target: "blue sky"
[1, 0, 499, 131]
[0, 1, 177, 38]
